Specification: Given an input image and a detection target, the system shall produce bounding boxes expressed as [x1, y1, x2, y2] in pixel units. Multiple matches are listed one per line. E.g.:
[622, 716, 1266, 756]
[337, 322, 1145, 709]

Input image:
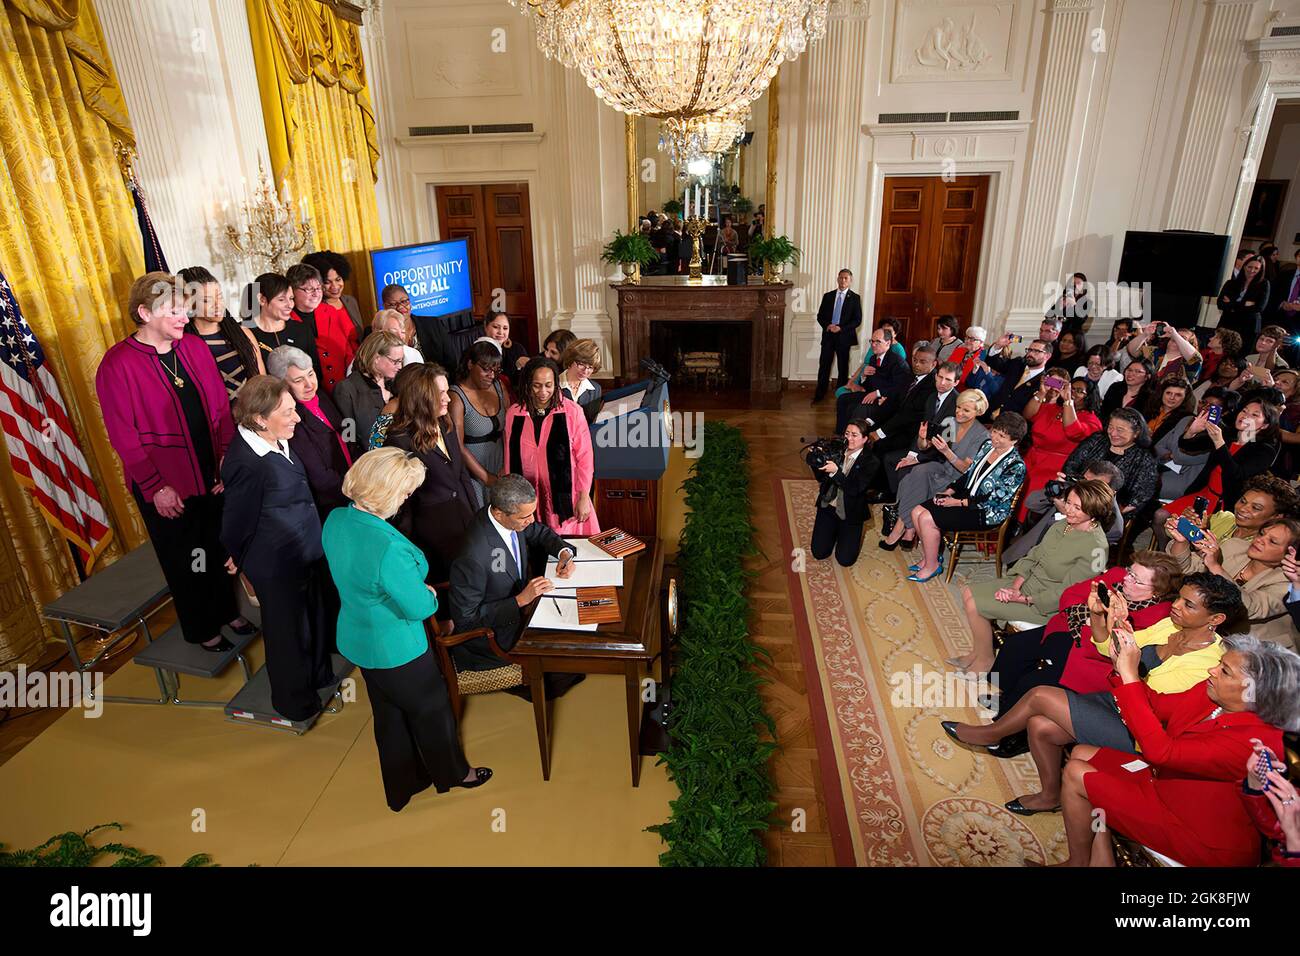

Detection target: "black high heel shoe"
[453, 767, 493, 790]
[1005, 796, 1060, 816]
[226, 618, 257, 637]
[200, 636, 235, 653]
[940, 720, 993, 751]
[877, 537, 902, 551]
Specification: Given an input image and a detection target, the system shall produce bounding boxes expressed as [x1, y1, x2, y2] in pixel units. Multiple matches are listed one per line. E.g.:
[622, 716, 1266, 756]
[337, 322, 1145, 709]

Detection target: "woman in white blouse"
[557, 338, 604, 420]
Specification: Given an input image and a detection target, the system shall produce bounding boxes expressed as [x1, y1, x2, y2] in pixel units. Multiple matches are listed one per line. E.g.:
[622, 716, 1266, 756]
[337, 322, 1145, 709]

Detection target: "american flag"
[0, 269, 111, 570]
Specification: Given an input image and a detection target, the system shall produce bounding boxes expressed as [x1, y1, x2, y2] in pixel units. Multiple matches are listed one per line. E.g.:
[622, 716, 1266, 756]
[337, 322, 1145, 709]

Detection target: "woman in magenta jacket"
[96, 271, 247, 651]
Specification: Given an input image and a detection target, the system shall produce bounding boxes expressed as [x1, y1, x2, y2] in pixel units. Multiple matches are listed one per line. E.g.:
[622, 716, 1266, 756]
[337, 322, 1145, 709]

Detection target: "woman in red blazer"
[1056, 633, 1300, 866]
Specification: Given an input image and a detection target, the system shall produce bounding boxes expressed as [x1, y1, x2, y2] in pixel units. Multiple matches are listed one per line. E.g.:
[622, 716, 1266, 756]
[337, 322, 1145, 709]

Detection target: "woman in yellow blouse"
[942, 571, 1245, 815]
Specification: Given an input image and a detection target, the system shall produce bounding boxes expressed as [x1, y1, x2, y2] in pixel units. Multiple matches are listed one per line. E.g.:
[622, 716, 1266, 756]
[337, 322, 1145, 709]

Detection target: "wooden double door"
[434, 183, 539, 350]
[873, 175, 988, 347]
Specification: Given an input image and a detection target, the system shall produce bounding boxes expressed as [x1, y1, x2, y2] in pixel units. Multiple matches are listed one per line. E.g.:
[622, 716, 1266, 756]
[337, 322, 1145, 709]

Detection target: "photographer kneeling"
[808, 421, 872, 567]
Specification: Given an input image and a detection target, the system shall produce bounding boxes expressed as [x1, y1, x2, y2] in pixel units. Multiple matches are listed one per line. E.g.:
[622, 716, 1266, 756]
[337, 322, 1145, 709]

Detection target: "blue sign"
[370, 238, 473, 317]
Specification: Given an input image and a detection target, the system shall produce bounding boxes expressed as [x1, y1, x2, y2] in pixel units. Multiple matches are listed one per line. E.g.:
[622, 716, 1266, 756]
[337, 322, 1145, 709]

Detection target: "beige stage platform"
[0, 639, 676, 866]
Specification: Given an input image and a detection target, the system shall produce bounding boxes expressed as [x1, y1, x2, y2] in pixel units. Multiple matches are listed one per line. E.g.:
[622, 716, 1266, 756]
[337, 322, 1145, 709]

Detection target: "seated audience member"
[484, 309, 531, 382]
[1244, 325, 1291, 373]
[808, 421, 873, 567]
[268, 345, 351, 516]
[221, 375, 336, 720]
[448, 474, 583, 698]
[503, 356, 599, 535]
[1156, 387, 1238, 499]
[954, 480, 1113, 676]
[943, 572, 1246, 827]
[323, 448, 491, 808]
[1126, 320, 1202, 382]
[1102, 318, 1136, 371]
[1167, 515, 1300, 646]
[97, 271, 245, 651]
[1003, 461, 1124, 564]
[986, 552, 1182, 748]
[372, 308, 424, 366]
[835, 325, 910, 429]
[859, 352, 956, 499]
[557, 338, 604, 421]
[1272, 368, 1300, 476]
[1154, 398, 1281, 545]
[1202, 472, 1299, 541]
[382, 283, 449, 369]
[1076, 344, 1121, 399]
[905, 412, 1028, 584]
[288, 262, 356, 394]
[1029, 407, 1158, 524]
[243, 272, 320, 371]
[1100, 357, 1155, 418]
[449, 341, 506, 509]
[983, 337, 1052, 416]
[542, 328, 577, 365]
[1017, 373, 1102, 522]
[1037, 316, 1064, 363]
[1199, 327, 1244, 384]
[1057, 634, 1300, 867]
[944, 326, 990, 388]
[877, 317, 907, 361]
[879, 387, 988, 550]
[1144, 376, 1196, 446]
[178, 265, 263, 400]
[302, 250, 365, 340]
[1239, 745, 1300, 866]
[844, 344, 935, 447]
[927, 314, 961, 363]
[1053, 329, 1085, 370]
[334, 330, 405, 456]
[367, 362, 423, 453]
[1218, 254, 1271, 340]
[1195, 354, 1244, 401]
[383, 363, 478, 585]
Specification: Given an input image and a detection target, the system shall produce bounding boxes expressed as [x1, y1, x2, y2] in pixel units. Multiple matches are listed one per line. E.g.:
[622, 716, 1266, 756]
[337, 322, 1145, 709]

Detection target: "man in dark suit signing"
[448, 474, 585, 699]
[813, 269, 864, 402]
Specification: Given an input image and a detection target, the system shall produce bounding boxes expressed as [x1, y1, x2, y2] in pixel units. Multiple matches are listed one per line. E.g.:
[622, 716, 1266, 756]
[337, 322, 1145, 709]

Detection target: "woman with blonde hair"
[558, 338, 604, 421]
[323, 448, 491, 810]
[334, 329, 404, 456]
[371, 308, 424, 366]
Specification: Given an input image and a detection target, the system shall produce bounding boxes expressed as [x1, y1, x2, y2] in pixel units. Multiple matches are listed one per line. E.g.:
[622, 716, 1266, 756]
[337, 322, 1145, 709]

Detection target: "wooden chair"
[425, 583, 525, 721]
[942, 481, 1027, 583]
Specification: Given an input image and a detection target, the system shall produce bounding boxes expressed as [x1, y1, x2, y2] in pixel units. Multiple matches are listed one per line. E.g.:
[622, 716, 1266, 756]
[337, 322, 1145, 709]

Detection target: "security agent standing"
[813, 269, 864, 402]
[808, 421, 873, 567]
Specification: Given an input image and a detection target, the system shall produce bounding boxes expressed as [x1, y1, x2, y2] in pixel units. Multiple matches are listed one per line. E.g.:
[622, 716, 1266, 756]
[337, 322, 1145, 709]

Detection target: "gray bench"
[41, 544, 172, 705]
[132, 623, 258, 707]
[224, 654, 354, 735]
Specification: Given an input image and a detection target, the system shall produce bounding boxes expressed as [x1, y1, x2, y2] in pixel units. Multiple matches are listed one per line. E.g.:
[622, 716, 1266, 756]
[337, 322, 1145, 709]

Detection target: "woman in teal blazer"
[323, 448, 491, 811]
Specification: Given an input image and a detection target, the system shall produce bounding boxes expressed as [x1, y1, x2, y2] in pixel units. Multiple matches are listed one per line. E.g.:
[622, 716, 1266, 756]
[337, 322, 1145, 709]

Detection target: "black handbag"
[880, 503, 899, 538]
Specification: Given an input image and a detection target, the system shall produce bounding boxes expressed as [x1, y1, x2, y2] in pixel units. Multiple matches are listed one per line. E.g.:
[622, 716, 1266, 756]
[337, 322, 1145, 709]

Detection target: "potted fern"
[601, 229, 658, 285]
[748, 234, 800, 283]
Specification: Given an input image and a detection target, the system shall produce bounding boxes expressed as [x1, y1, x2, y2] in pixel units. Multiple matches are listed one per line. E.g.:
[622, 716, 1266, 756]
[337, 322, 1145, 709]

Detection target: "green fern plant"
[648, 422, 779, 866]
[0, 823, 215, 867]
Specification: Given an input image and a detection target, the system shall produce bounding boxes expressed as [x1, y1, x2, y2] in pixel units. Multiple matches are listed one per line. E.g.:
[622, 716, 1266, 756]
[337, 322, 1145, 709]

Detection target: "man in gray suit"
[448, 474, 584, 699]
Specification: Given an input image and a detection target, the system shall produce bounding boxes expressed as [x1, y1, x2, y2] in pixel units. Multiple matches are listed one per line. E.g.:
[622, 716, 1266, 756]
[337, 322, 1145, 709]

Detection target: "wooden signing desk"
[512, 537, 664, 787]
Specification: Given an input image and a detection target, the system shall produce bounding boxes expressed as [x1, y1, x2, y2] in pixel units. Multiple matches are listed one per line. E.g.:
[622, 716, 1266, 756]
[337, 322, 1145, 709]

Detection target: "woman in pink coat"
[503, 357, 599, 535]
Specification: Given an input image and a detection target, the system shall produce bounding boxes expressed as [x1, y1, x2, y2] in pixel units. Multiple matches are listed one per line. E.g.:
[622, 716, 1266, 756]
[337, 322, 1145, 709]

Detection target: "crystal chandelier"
[512, 1, 829, 121]
[223, 158, 314, 274]
[659, 109, 747, 166]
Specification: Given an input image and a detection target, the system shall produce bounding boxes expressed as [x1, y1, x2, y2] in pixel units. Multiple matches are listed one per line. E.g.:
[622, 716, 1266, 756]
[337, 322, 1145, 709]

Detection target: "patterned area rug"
[774, 477, 1068, 866]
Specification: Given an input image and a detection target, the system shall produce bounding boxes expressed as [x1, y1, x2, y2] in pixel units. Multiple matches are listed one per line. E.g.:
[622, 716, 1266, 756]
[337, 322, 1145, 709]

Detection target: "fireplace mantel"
[611, 277, 792, 406]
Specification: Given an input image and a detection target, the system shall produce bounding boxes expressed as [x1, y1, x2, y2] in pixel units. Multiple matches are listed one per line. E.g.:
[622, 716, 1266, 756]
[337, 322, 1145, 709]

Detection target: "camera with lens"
[1044, 473, 1081, 501]
[803, 435, 847, 472]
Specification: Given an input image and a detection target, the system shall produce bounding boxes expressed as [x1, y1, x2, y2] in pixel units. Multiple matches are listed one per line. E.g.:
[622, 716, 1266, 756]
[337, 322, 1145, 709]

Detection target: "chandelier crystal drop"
[658, 109, 748, 166]
[511, 0, 829, 121]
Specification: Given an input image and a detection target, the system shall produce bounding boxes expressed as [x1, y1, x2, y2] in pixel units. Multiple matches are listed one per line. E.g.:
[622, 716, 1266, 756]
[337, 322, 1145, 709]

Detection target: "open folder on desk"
[529, 589, 600, 631]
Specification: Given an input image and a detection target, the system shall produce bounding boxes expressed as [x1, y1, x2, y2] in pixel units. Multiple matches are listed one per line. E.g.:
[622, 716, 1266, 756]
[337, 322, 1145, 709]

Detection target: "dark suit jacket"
[816, 289, 863, 341]
[288, 392, 350, 516]
[863, 348, 911, 406]
[384, 426, 479, 583]
[411, 313, 452, 368]
[870, 375, 936, 455]
[813, 448, 873, 525]
[448, 507, 573, 650]
[1185, 439, 1279, 511]
[985, 356, 1043, 416]
[219, 432, 323, 581]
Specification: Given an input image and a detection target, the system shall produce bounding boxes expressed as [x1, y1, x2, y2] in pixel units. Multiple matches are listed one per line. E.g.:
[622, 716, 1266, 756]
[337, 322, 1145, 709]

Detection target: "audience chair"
[425, 583, 524, 721]
[942, 481, 1027, 583]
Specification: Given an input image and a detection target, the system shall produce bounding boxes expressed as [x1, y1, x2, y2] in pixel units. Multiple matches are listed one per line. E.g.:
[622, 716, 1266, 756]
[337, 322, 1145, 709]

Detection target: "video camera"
[1044, 473, 1082, 501]
[801, 435, 847, 472]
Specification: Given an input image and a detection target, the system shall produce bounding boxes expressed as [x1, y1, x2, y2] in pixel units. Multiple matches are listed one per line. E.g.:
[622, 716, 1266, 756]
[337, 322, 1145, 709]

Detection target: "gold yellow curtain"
[0, 0, 147, 668]
[246, 0, 382, 307]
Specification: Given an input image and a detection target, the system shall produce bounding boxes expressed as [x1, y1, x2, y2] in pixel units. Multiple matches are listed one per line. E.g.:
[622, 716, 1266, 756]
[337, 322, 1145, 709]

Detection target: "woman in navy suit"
[807, 420, 873, 567]
[907, 411, 1029, 582]
[221, 375, 337, 721]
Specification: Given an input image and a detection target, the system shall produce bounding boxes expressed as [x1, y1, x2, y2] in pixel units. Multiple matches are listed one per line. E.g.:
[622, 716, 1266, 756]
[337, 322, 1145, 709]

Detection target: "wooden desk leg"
[528, 662, 550, 781]
[625, 664, 642, 787]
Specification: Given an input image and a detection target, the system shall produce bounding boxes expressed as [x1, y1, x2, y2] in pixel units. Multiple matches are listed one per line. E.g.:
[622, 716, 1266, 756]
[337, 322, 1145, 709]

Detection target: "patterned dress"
[451, 381, 505, 508]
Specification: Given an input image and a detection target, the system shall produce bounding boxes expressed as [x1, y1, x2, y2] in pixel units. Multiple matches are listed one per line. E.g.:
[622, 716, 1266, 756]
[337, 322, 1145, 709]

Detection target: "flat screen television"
[370, 238, 473, 318]
[1117, 230, 1231, 298]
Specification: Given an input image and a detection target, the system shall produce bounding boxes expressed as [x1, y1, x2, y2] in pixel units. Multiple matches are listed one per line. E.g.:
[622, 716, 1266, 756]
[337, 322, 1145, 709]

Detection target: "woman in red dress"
[1017, 372, 1102, 521]
[502, 357, 599, 536]
[1055, 633, 1300, 867]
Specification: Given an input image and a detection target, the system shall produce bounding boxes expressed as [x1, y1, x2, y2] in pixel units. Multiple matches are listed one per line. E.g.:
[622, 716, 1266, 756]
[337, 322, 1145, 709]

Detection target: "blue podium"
[589, 378, 671, 535]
